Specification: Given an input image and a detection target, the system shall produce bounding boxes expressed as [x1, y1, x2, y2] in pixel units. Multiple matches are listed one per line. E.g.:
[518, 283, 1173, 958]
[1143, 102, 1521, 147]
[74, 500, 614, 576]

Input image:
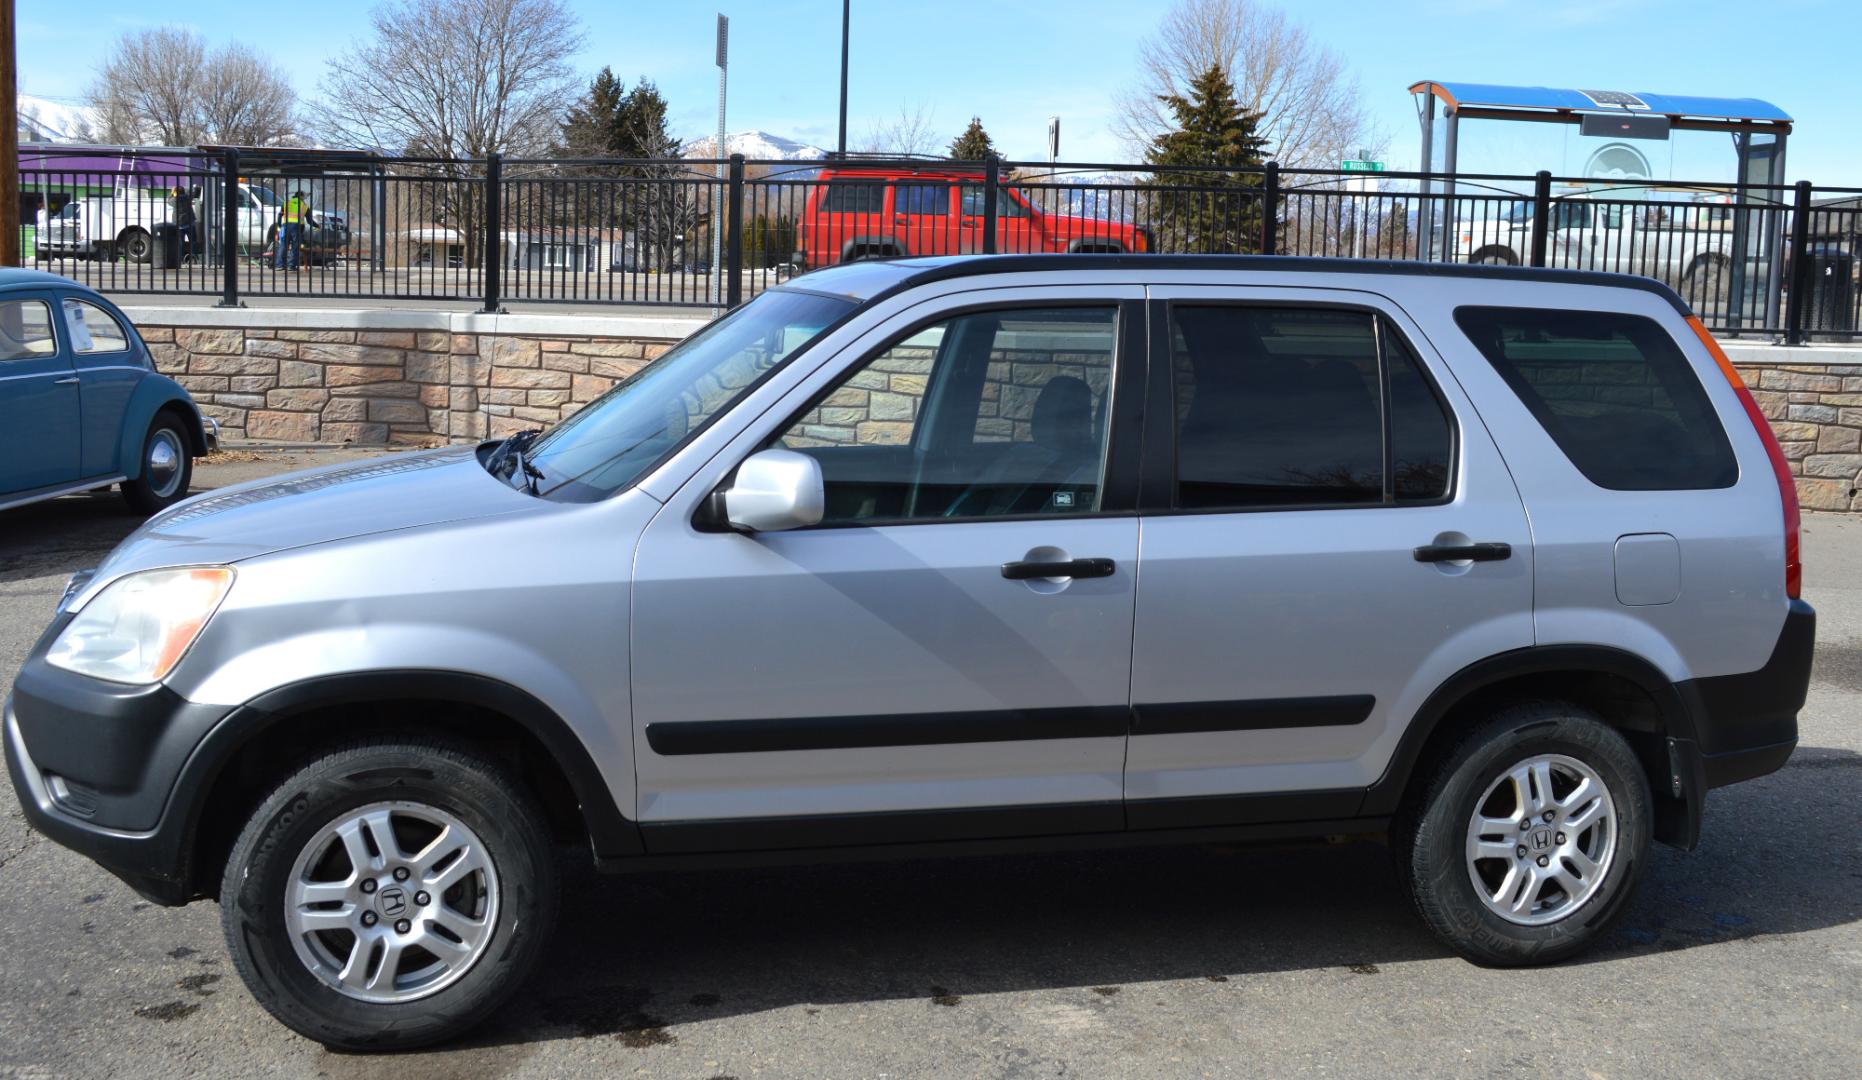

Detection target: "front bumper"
[5, 648, 236, 905]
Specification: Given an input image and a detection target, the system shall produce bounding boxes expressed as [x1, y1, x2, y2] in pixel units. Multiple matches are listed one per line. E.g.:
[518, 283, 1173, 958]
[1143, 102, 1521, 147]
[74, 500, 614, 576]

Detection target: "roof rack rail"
[822, 151, 959, 163]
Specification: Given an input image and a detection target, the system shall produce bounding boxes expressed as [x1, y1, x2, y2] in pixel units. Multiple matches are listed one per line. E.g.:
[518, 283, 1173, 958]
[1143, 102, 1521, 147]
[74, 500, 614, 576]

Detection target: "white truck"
[38, 181, 347, 265]
[1446, 192, 1737, 291]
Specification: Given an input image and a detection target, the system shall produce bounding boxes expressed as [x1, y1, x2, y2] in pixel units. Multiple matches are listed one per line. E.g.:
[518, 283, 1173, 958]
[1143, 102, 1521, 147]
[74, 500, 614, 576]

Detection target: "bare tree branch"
[857, 102, 940, 157]
[199, 43, 297, 146]
[309, 0, 585, 158]
[1114, 0, 1383, 169]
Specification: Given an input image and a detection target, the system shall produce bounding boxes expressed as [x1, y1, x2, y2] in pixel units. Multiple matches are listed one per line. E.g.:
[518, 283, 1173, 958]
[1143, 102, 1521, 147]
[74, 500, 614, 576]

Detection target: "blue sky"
[17, 0, 1862, 182]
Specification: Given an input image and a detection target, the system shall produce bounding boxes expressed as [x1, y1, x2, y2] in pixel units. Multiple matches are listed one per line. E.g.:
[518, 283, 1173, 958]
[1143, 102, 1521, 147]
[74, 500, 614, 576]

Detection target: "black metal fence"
[17, 147, 1861, 342]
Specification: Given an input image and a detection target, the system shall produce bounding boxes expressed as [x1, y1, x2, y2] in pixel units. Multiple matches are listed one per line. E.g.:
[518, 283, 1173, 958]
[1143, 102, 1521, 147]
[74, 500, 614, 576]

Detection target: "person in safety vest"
[274, 190, 312, 270]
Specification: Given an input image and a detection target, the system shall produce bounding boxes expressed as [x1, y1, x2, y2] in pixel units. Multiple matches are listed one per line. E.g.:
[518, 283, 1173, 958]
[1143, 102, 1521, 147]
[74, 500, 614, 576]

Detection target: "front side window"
[62, 298, 130, 354]
[1454, 306, 1735, 490]
[0, 300, 57, 362]
[1170, 305, 1454, 509]
[520, 289, 855, 500]
[773, 306, 1119, 523]
[958, 184, 1032, 218]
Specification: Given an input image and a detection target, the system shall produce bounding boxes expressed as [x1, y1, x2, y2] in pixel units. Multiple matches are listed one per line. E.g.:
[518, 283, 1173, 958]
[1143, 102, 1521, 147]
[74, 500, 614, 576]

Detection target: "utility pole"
[0, 0, 19, 267]
[836, 0, 849, 157]
[712, 13, 728, 310]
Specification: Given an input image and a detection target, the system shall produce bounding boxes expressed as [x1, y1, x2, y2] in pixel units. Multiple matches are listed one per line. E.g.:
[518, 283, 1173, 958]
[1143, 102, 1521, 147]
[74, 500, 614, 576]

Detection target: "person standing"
[275, 190, 310, 270]
[169, 185, 199, 261]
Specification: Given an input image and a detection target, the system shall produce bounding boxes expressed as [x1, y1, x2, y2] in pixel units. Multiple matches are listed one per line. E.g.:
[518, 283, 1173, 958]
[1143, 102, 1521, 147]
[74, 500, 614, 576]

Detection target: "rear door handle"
[1001, 557, 1116, 580]
[1414, 542, 1511, 563]
[53, 376, 79, 385]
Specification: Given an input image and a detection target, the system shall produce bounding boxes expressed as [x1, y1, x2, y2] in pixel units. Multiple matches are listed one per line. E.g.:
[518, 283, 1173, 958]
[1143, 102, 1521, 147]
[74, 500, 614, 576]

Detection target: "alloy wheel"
[283, 801, 500, 1004]
[1464, 754, 1617, 926]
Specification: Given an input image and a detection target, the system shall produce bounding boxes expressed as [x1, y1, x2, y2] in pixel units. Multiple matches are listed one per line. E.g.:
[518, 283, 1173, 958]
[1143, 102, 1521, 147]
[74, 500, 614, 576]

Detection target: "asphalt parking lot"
[1, 451, 1858, 1079]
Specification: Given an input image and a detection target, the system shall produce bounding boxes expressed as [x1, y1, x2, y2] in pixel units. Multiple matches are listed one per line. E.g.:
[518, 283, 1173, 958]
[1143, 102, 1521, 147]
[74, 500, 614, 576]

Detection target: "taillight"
[1688, 316, 1801, 598]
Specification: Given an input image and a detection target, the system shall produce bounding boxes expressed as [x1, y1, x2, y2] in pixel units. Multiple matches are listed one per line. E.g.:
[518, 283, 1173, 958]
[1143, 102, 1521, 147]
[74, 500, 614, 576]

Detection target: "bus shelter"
[1409, 81, 1793, 327]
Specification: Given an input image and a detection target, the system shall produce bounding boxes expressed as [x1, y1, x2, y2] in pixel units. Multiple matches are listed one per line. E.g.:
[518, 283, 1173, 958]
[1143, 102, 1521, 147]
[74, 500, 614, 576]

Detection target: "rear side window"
[895, 183, 949, 216]
[820, 181, 884, 214]
[1169, 306, 1454, 509]
[1454, 307, 1736, 490]
[62, 298, 130, 354]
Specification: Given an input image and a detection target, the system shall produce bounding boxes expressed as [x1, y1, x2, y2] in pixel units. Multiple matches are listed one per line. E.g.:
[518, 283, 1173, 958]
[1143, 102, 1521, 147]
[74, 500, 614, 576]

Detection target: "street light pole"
[713, 13, 728, 309]
[836, 0, 849, 157]
[0, 0, 19, 267]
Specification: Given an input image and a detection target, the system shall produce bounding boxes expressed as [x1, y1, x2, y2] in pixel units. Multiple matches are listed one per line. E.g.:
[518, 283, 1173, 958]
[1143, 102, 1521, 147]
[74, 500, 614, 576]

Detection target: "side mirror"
[722, 449, 824, 532]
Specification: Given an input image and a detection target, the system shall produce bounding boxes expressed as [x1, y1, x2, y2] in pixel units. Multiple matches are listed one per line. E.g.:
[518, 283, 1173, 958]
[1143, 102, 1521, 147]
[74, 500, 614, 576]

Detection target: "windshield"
[517, 289, 856, 500]
[249, 186, 281, 206]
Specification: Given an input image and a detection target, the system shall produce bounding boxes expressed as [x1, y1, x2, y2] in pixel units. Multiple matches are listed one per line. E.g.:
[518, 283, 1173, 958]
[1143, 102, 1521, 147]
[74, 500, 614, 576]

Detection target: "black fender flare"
[1358, 644, 1696, 825]
[174, 671, 644, 874]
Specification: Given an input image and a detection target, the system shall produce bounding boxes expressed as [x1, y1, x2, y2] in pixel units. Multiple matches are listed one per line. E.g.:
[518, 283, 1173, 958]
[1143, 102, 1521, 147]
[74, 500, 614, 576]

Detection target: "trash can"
[1807, 247, 1856, 342]
[152, 223, 182, 270]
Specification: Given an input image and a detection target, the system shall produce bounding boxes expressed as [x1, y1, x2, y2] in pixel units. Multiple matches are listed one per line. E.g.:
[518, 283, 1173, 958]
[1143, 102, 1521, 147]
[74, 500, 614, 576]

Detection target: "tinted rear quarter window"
[1454, 306, 1735, 491]
[821, 181, 885, 214]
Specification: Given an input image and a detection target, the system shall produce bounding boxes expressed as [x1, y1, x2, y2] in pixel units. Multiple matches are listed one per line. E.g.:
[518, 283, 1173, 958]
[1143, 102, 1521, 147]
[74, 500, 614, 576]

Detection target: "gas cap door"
[1615, 532, 1681, 606]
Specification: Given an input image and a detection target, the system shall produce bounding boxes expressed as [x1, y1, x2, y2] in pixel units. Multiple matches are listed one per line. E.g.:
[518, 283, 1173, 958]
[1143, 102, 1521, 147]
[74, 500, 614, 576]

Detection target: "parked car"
[1449, 193, 1736, 291]
[8, 255, 1810, 1049]
[0, 270, 216, 514]
[795, 162, 1150, 268]
[263, 207, 352, 267]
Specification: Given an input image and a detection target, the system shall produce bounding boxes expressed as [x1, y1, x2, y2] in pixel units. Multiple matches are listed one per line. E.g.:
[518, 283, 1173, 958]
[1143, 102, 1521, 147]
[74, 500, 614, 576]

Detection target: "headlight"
[46, 567, 235, 684]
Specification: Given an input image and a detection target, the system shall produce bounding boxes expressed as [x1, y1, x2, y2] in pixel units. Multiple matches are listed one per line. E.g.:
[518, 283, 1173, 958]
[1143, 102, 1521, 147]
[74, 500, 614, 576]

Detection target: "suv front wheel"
[219, 738, 559, 1049]
[1396, 702, 1651, 965]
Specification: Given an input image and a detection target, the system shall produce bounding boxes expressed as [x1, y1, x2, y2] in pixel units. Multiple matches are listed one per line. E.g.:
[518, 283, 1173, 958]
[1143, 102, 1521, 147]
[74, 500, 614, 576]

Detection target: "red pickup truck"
[794, 162, 1149, 268]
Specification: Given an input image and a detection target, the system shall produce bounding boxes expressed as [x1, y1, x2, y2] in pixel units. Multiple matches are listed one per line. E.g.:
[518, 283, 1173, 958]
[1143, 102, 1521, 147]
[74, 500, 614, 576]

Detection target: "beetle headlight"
[46, 567, 235, 684]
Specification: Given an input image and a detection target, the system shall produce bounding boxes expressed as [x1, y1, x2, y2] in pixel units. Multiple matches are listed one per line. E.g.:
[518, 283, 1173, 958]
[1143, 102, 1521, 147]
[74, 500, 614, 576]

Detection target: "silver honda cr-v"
[6, 255, 1814, 1048]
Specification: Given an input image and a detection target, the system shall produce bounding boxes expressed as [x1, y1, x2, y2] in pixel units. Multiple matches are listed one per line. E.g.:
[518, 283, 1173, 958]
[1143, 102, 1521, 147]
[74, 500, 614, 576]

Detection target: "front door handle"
[1414, 542, 1511, 563]
[1001, 557, 1116, 580]
[53, 376, 79, 385]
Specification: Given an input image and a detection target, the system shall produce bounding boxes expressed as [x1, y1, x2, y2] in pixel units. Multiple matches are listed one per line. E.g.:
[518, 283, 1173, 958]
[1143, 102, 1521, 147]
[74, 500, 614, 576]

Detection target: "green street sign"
[1341, 159, 1386, 172]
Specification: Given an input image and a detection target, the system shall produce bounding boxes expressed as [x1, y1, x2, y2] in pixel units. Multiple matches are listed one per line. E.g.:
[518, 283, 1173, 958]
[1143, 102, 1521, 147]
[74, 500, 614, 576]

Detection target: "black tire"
[1394, 701, 1651, 966]
[1683, 255, 1727, 298]
[219, 738, 559, 1050]
[120, 413, 195, 515]
[119, 227, 152, 264]
[1471, 245, 1519, 266]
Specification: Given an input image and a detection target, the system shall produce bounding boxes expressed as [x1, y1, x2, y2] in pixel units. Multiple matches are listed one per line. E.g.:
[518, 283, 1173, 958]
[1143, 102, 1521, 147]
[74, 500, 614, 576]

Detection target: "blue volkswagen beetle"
[0, 270, 216, 516]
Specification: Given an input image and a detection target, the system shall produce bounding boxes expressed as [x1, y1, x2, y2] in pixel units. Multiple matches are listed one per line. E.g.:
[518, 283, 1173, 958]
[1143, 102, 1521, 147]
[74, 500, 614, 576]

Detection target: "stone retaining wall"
[1734, 361, 1862, 511]
[137, 321, 681, 447]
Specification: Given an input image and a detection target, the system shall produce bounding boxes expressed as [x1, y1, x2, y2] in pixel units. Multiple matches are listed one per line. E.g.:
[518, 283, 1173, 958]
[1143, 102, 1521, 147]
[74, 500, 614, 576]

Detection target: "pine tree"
[1143, 64, 1271, 254]
[557, 72, 678, 164]
[559, 68, 627, 158]
[615, 80, 677, 161]
[948, 117, 996, 161]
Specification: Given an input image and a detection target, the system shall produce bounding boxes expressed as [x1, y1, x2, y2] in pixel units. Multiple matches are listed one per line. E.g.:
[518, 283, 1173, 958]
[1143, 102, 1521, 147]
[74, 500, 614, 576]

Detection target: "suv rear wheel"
[219, 738, 559, 1049]
[1395, 702, 1650, 965]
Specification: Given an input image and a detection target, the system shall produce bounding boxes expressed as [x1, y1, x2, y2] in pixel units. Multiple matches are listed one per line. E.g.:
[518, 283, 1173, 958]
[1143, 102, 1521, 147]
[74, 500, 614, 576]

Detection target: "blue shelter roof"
[1409, 82, 1791, 125]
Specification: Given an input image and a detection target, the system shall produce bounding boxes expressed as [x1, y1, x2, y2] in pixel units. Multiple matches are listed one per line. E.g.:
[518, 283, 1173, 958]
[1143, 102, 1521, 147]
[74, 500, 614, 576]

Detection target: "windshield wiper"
[486, 428, 543, 492]
[513, 447, 545, 495]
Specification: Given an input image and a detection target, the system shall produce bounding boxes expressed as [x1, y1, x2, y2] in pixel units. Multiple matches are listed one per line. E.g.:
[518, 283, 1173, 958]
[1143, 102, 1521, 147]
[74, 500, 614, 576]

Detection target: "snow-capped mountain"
[17, 94, 97, 143]
[684, 130, 827, 161]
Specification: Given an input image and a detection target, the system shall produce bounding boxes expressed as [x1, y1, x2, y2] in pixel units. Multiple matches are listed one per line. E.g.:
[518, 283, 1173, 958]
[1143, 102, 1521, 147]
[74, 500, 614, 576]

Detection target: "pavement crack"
[0, 829, 44, 873]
